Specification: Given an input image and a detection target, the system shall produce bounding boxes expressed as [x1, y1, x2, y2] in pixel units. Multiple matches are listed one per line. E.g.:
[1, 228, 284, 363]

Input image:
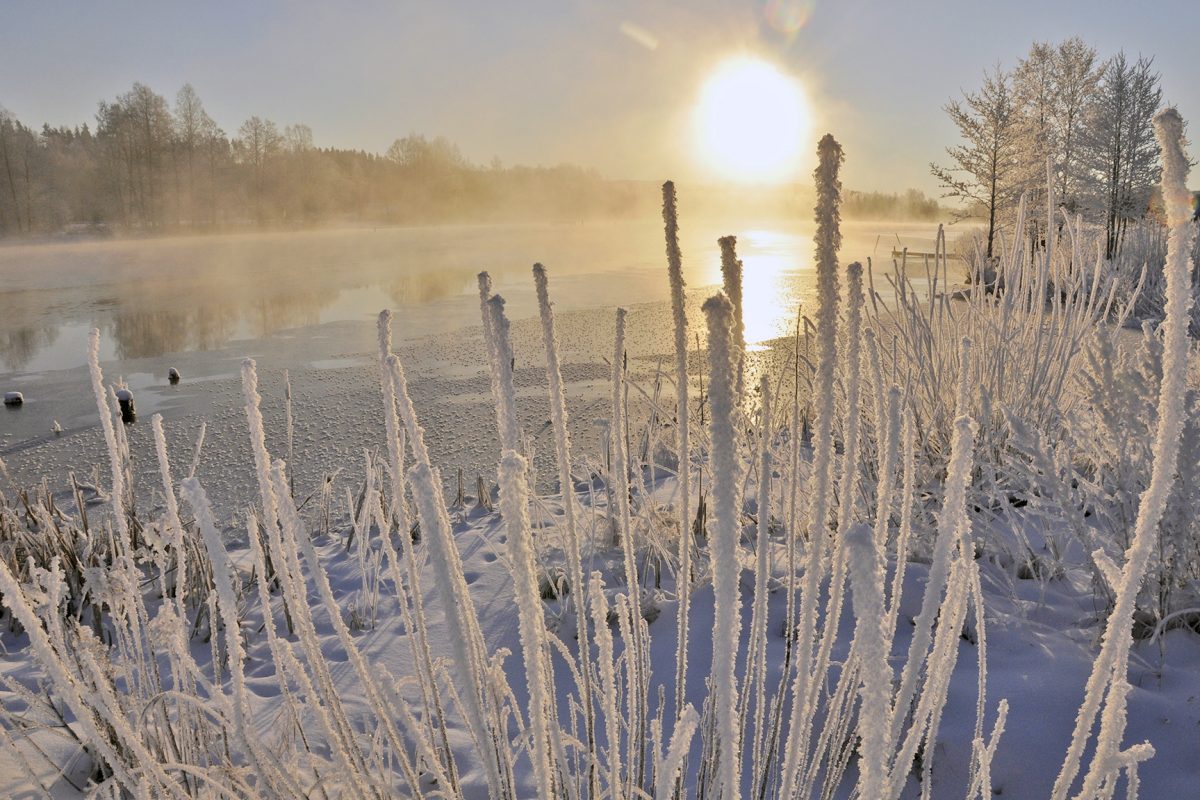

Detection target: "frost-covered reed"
[662, 180, 694, 735]
[781, 132, 844, 797]
[702, 292, 743, 800]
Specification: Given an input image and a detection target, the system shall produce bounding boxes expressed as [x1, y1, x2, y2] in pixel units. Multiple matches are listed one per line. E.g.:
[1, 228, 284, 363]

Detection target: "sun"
[693, 57, 810, 182]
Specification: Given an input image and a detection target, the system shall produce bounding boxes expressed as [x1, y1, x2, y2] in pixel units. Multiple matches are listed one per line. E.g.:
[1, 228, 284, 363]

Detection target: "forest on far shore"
[0, 83, 943, 239]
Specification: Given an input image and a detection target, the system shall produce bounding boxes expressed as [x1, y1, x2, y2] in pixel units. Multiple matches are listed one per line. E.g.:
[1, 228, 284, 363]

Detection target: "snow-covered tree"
[1051, 37, 1101, 213]
[931, 66, 1021, 258]
[1012, 42, 1059, 247]
[1079, 52, 1162, 258]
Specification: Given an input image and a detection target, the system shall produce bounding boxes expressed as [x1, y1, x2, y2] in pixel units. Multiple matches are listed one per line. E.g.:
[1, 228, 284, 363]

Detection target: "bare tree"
[931, 67, 1021, 259]
[236, 116, 282, 222]
[96, 83, 173, 227]
[0, 107, 29, 233]
[174, 84, 219, 223]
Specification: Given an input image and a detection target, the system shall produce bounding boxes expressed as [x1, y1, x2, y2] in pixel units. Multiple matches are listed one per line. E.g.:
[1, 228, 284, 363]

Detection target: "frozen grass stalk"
[610, 305, 648, 792]
[746, 376, 773, 789]
[486, 294, 522, 453]
[491, 276, 556, 797]
[884, 414, 978, 798]
[589, 571, 623, 798]
[272, 461, 428, 796]
[180, 477, 300, 797]
[532, 262, 597, 794]
[663, 180, 693, 730]
[388, 345, 510, 796]
[150, 414, 186, 622]
[704, 292, 743, 800]
[845, 521, 890, 799]
[718, 235, 745, 392]
[781, 132, 844, 796]
[87, 329, 129, 547]
[497, 450, 557, 799]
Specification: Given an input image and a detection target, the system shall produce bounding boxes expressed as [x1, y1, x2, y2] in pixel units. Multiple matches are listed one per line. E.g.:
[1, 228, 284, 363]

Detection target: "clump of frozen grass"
[1053, 107, 1196, 800]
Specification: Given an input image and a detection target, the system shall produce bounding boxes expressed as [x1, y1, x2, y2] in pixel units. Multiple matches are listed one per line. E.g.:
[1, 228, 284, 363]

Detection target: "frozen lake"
[0, 219, 958, 372]
[0, 218, 958, 516]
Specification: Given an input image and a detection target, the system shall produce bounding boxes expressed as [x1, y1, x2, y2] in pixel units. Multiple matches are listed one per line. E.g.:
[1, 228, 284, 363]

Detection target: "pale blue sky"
[1, 1, 1196, 193]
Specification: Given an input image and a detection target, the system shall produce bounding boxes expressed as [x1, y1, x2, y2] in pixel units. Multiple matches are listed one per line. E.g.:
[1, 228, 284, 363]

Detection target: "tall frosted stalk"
[663, 181, 693, 729]
[781, 133, 844, 796]
[532, 262, 597, 794]
[376, 310, 453, 783]
[887, 340, 973, 757]
[241, 358, 299, 637]
[845, 521, 890, 799]
[718, 235, 745, 393]
[610, 306, 648, 793]
[486, 281, 558, 797]
[497, 451, 557, 799]
[486, 295, 522, 453]
[87, 329, 129, 549]
[272, 462, 428, 797]
[703, 292, 744, 800]
[794, 261, 867, 800]
[747, 376, 773, 790]
[589, 571, 623, 798]
[376, 310, 409, 524]
[1056, 107, 1197, 800]
[884, 415, 978, 799]
[150, 414, 186, 626]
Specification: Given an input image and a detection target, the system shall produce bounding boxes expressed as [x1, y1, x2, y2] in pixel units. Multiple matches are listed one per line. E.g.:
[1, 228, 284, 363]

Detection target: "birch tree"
[1080, 52, 1162, 258]
[1052, 38, 1101, 214]
[931, 67, 1021, 259]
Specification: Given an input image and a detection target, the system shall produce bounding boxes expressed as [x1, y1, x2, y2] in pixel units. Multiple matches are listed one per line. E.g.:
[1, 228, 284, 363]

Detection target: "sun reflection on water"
[705, 228, 812, 348]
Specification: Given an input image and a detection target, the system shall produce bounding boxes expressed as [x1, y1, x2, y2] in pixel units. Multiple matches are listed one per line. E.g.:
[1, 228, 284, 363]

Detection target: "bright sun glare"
[694, 57, 810, 183]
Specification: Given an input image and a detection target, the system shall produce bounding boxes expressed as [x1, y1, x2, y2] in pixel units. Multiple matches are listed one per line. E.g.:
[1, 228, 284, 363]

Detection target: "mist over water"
[0, 217, 956, 517]
[0, 218, 951, 374]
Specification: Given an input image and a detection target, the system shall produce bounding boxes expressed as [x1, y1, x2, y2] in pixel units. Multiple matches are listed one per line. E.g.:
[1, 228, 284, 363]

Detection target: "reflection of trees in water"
[2, 228, 535, 367]
[0, 291, 61, 370]
[110, 284, 329, 359]
[249, 287, 325, 337]
[386, 269, 473, 306]
[0, 325, 61, 371]
[110, 304, 240, 360]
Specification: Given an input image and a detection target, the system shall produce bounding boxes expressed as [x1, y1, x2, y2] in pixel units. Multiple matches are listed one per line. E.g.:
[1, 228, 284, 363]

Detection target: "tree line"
[0, 82, 648, 237]
[931, 38, 1181, 259]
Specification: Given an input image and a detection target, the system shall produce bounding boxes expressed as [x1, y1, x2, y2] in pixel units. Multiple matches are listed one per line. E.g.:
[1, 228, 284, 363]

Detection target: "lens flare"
[764, 0, 815, 36]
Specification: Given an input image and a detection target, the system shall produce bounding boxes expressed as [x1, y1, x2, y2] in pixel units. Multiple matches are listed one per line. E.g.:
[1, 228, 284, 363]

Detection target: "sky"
[1, 0, 1197, 194]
